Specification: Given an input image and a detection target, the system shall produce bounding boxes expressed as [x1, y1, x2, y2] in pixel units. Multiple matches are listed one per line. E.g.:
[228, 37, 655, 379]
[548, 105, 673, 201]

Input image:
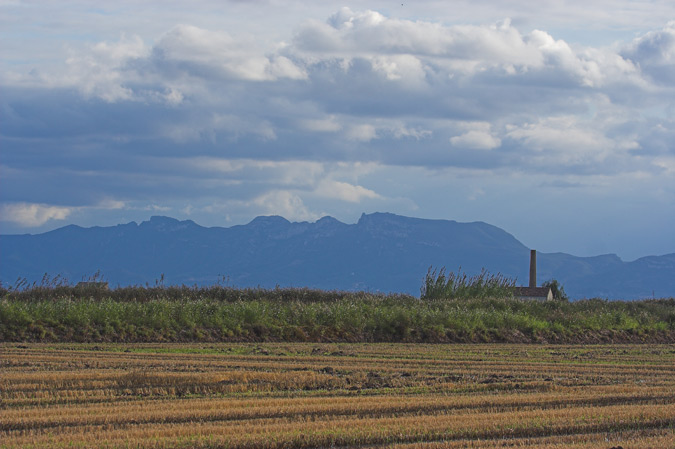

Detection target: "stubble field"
[1, 343, 674, 448]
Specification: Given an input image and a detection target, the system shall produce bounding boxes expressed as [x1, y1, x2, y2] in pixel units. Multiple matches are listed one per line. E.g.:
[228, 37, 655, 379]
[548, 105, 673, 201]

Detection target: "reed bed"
[1, 343, 673, 448]
[2, 284, 674, 344]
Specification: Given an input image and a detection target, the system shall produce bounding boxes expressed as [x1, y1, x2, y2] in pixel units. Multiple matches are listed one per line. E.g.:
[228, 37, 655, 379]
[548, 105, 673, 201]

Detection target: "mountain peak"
[358, 212, 395, 223]
[140, 216, 197, 232]
[149, 216, 179, 224]
[248, 215, 291, 227]
[357, 212, 410, 226]
[316, 216, 345, 226]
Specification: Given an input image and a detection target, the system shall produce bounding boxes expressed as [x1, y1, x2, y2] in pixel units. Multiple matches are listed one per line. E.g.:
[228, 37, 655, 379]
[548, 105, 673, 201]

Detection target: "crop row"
[1, 343, 673, 448]
[4, 383, 674, 432]
[3, 402, 674, 448]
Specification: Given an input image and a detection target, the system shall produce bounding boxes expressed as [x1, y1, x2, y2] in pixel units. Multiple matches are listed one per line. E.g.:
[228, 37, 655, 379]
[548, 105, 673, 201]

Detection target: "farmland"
[1, 343, 674, 448]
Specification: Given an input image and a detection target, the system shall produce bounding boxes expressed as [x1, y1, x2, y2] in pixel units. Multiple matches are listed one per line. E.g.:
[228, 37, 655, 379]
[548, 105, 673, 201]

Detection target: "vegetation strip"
[2, 284, 674, 344]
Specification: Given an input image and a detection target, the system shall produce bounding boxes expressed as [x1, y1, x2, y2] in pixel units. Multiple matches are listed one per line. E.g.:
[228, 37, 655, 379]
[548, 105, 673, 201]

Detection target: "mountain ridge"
[1, 213, 673, 299]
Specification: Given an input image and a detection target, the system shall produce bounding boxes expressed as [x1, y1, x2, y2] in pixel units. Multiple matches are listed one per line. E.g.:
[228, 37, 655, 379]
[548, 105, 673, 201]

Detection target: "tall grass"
[421, 267, 516, 300]
[1, 287, 673, 343]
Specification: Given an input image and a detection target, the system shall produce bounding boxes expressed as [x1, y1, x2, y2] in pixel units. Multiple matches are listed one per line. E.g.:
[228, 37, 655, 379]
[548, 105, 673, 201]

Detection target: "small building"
[514, 249, 553, 300]
[513, 286, 553, 301]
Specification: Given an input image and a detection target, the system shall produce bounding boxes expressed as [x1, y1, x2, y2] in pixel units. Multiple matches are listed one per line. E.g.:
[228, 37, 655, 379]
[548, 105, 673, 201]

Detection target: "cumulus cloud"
[151, 25, 307, 82]
[9, 24, 307, 105]
[450, 124, 501, 150]
[252, 190, 319, 221]
[293, 10, 638, 89]
[0, 203, 74, 227]
[290, 7, 656, 124]
[505, 116, 640, 170]
[297, 9, 531, 60]
[314, 179, 381, 202]
[622, 21, 675, 84]
[64, 34, 148, 102]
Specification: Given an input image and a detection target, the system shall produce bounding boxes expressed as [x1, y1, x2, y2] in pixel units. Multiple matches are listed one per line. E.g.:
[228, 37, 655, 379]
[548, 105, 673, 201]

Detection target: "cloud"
[294, 10, 628, 88]
[7, 24, 307, 105]
[314, 179, 381, 202]
[97, 199, 126, 210]
[64, 34, 148, 102]
[622, 21, 675, 85]
[151, 24, 307, 82]
[2, 12, 671, 177]
[299, 116, 342, 132]
[391, 125, 432, 140]
[370, 54, 427, 86]
[252, 190, 319, 221]
[346, 124, 377, 141]
[297, 9, 532, 61]
[450, 124, 501, 150]
[0, 203, 74, 227]
[505, 119, 607, 170]
[184, 158, 325, 187]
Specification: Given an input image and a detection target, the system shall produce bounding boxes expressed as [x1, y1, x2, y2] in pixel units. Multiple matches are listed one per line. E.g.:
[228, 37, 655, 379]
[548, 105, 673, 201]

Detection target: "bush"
[542, 279, 569, 301]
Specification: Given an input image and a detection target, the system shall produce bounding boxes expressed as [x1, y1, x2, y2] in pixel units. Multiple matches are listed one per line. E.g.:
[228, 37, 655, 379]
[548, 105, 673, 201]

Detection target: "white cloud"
[7, 24, 307, 103]
[297, 11, 535, 64]
[142, 204, 172, 212]
[653, 156, 675, 175]
[64, 34, 148, 102]
[450, 129, 501, 150]
[371, 54, 427, 86]
[314, 179, 381, 202]
[391, 125, 432, 140]
[0, 203, 74, 227]
[346, 124, 377, 141]
[184, 158, 325, 187]
[266, 55, 307, 80]
[153, 25, 307, 82]
[252, 190, 319, 221]
[292, 9, 651, 94]
[97, 199, 126, 210]
[505, 116, 640, 168]
[299, 116, 342, 132]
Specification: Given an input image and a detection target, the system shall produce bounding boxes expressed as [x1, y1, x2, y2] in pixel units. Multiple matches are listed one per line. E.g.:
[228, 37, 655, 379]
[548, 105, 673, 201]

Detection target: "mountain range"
[1, 212, 674, 299]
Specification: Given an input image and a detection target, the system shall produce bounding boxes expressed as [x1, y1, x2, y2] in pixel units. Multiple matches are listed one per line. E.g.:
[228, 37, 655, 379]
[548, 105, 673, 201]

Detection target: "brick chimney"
[529, 249, 537, 288]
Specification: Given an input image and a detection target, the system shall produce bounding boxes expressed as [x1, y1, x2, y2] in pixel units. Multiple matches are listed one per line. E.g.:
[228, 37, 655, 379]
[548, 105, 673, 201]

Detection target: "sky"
[1, 0, 674, 261]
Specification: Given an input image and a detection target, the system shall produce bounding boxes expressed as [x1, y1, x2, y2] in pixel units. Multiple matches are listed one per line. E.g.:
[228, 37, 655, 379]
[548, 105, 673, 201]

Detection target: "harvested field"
[1, 343, 673, 448]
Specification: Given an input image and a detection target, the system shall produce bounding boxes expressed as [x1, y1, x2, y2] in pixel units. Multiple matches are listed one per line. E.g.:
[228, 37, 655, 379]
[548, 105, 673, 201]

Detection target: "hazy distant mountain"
[1, 213, 673, 299]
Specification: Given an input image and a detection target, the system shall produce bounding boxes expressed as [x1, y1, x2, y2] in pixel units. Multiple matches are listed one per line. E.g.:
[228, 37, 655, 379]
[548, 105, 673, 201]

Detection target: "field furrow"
[1, 343, 673, 449]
